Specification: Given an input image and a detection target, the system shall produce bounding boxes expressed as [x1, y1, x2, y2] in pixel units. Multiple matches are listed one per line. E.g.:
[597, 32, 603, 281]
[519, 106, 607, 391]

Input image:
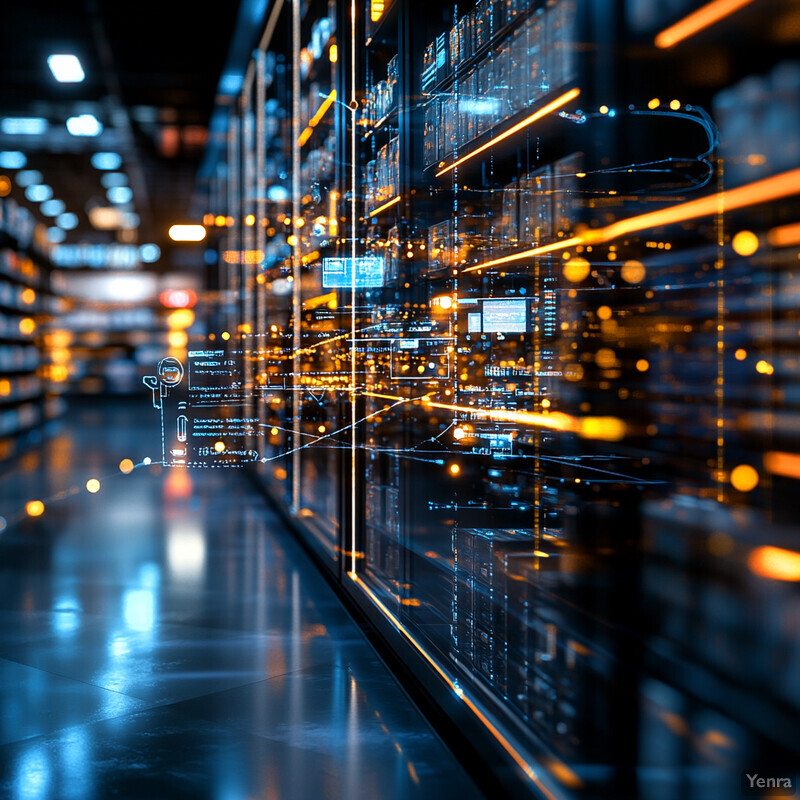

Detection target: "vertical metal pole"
[349, 0, 357, 576]
[291, 0, 302, 512]
[256, 50, 267, 435]
[243, 83, 255, 420]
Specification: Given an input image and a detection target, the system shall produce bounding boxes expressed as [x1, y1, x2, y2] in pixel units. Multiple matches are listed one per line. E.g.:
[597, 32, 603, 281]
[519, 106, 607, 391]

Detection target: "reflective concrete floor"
[0, 401, 482, 800]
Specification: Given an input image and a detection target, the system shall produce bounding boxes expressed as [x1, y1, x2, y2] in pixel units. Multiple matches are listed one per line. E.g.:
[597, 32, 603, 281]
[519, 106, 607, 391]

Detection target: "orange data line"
[435, 88, 581, 177]
[655, 0, 756, 48]
[366, 195, 401, 217]
[768, 222, 800, 248]
[462, 236, 583, 273]
[463, 167, 800, 272]
[347, 572, 560, 799]
[362, 391, 626, 441]
[297, 89, 337, 146]
[764, 451, 800, 480]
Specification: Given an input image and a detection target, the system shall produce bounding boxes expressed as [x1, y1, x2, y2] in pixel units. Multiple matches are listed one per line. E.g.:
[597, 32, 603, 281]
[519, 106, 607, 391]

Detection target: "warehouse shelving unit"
[0, 197, 65, 463]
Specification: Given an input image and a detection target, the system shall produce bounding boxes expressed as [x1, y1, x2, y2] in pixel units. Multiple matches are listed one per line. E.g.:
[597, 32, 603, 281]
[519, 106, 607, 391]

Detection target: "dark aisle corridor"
[0, 401, 481, 800]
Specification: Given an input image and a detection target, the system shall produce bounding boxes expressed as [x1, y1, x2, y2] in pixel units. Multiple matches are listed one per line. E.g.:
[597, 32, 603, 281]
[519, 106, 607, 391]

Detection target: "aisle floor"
[0, 400, 482, 800]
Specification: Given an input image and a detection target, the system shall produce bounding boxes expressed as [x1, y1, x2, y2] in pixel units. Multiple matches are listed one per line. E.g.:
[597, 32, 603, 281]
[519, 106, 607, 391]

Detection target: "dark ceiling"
[0, 0, 243, 269]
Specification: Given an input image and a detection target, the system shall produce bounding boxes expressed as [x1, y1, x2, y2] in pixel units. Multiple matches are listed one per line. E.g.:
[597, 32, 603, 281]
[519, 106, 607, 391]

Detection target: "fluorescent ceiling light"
[47, 54, 85, 83]
[66, 114, 102, 137]
[91, 152, 121, 170]
[169, 224, 206, 242]
[107, 185, 133, 204]
[0, 152, 26, 169]
[56, 212, 78, 230]
[25, 184, 53, 202]
[47, 227, 67, 243]
[40, 199, 66, 217]
[101, 172, 128, 188]
[88, 206, 122, 230]
[16, 170, 42, 187]
[0, 118, 48, 135]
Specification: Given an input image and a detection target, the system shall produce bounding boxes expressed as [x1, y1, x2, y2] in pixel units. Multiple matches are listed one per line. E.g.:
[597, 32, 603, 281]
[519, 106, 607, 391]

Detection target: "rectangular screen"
[322, 257, 384, 288]
[481, 298, 528, 333]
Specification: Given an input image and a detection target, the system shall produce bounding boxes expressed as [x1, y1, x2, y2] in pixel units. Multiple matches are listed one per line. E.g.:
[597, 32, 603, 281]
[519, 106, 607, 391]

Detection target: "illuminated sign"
[52, 244, 156, 269]
[160, 289, 198, 309]
[322, 257, 384, 289]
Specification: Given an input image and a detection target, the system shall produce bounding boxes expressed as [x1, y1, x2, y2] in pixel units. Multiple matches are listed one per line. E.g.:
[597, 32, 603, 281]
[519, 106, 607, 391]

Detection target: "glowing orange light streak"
[348, 573, 559, 799]
[362, 392, 626, 441]
[310, 89, 337, 127]
[297, 126, 314, 147]
[655, 0, 756, 48]
[764, 451, 800, 481]
[463, 168, 800, 272]
[297, 90, 337, 147]
[435, 88, 580, 177]
[748, 546, 800, 582]
[366, 195, 401, 217]
[462, 236, 583, 273]
[768, 222, 800, 248]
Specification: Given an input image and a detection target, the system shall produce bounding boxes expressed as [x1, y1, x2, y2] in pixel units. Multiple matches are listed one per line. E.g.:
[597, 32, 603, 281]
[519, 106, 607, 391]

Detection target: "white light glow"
[167, 522, 206, 583]
[169, 224, 206, 242]
[66, 114, 102, 137]
[123, 589, 155, 632]
[47, 54, 85, 83]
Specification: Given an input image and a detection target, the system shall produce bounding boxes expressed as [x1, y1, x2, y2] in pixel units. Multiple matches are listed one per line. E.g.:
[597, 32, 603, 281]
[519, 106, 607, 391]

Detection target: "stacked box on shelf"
[452, 528, 536, 693]
[423, 0, 576, 167]
[0, 197, 62, 442]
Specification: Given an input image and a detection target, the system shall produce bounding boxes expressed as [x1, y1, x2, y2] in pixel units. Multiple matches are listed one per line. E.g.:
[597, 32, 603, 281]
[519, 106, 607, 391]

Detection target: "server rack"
[204, 0, 800, 796]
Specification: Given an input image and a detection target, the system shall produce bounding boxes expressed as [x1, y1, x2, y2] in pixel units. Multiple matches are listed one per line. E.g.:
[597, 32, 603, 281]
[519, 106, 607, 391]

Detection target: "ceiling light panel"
[47, 54, 85, 83]
[66, 114, 102, 137]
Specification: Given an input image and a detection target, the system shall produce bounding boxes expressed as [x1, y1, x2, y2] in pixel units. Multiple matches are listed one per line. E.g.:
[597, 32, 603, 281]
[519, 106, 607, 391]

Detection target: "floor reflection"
[0, 400, 481, 800]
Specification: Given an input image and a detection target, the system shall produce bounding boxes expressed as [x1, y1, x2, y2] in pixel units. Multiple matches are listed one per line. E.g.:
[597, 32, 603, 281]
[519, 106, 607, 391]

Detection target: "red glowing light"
[159, 289, 197, 309]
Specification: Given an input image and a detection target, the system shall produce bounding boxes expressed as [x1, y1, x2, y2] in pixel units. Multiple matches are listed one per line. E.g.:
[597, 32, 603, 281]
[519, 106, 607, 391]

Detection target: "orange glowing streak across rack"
[463, 167, 800, 272]
[362, 391, 627, 441]
[655, 0, 755, 48]
[764, 451, 800, 480]
[768, 222, 800, 248]
[748, 546, 800, 582]
[297, 90, 337, 146]
[435, 88, 581, 177]
[366, 195, 401, 217]
[348, 572, 562, 800]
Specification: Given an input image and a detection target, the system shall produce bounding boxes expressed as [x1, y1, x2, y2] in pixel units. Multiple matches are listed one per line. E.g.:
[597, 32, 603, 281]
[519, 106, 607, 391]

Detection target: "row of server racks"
[200, 0, 800, 797]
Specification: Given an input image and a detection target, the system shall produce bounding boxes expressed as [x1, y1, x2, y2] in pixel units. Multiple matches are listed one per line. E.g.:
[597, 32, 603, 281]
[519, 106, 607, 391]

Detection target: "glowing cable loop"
[435, 88, 581, 177]
[655, 0, 756, 48]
